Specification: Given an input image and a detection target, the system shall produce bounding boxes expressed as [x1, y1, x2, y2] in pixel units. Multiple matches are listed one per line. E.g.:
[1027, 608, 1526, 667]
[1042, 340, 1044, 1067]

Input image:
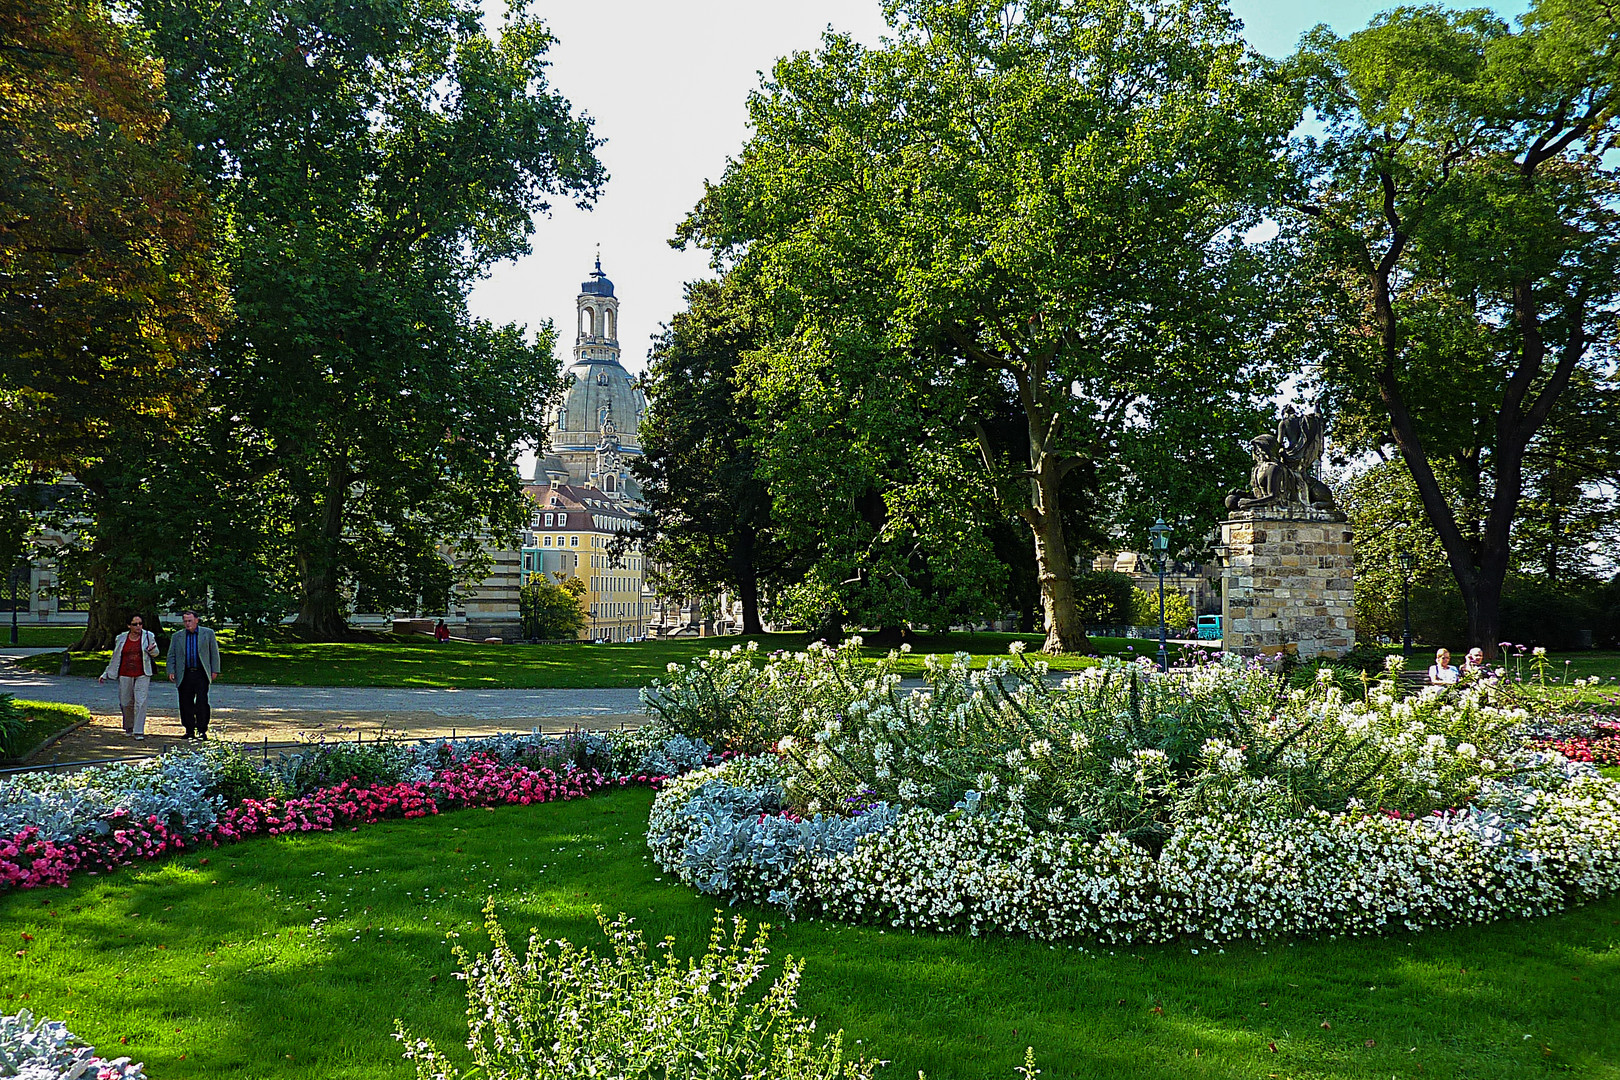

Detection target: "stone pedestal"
[461, 541, 523, 643]
[1220, 510, 1355, 660]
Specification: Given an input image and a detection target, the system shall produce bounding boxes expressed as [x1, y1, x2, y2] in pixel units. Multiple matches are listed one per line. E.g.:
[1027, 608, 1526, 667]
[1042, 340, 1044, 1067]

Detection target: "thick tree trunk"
[732, 527, 764, 635]
[1030, 460, 1088, 654]
[74, 562, 125, 652]
[292, 450, 351, 639]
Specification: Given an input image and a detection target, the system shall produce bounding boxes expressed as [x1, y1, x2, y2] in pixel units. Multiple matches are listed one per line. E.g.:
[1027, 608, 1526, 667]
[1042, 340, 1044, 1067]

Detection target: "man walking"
[167, 609, 221, 739]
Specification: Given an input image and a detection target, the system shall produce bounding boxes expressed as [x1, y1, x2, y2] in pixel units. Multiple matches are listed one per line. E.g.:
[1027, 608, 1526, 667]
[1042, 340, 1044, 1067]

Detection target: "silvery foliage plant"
[0, 750, 224, 845]
[394, 901, 876, 1080]
[647, 756, 897, 914]
[0, 1010, 145, 1079]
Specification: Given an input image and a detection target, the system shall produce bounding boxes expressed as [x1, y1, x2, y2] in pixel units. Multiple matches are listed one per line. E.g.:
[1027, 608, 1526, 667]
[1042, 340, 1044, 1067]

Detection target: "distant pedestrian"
[434, 619, 450, 643]
[98, 614, 158, 738]
[1427, 647, 1460, 686]
[167, 609, 221, 740]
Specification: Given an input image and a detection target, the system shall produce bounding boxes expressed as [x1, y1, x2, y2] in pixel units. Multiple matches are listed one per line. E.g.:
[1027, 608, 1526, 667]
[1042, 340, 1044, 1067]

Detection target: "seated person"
[1462, 647, 1488, 676]
[1428, 647, 1461, 685]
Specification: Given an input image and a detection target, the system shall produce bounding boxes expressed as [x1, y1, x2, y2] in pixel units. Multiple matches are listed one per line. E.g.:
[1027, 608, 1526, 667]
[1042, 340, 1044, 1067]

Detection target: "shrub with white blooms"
[394, 901, 876, 1080]
[646, 644, 1620, 943]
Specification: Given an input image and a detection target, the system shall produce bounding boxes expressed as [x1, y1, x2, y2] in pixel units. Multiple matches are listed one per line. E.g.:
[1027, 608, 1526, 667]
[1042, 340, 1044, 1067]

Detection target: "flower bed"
[0, 728, 712, 892]
[646, 643, 1620, 943]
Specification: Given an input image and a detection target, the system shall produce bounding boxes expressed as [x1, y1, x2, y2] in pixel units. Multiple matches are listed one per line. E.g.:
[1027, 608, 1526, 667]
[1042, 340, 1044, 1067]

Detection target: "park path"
[0, 652, 646, 768]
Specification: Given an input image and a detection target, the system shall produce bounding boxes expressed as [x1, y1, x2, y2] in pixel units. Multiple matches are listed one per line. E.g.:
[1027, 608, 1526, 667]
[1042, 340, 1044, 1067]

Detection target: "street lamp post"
[1397, 549, 1415, 657]
[1150, 518, 1170, 671]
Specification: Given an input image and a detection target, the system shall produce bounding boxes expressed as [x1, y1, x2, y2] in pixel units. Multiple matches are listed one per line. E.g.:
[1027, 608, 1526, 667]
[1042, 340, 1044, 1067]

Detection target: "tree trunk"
[1030, 460, 1088, 654]
[732, 527, 764, 635]
[292, 449, 351, 639]
[1465, 574, 1504, 657]
[74, 560, 125, 652]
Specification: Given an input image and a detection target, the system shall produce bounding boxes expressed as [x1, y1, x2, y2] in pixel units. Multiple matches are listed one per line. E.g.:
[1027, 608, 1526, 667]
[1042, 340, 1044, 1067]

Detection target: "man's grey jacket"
[166, 625, 222, 681]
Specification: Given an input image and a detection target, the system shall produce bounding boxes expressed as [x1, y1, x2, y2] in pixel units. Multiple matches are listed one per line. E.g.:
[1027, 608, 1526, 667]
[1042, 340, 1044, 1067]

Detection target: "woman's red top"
[118, 632, 146, 677]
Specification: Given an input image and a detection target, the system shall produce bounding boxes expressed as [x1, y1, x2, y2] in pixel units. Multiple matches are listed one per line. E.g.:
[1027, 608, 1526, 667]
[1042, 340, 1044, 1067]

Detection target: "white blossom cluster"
[650, 759, 1620, 944]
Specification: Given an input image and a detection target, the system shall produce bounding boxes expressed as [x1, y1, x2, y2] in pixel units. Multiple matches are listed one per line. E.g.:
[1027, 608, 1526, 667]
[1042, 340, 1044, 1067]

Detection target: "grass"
[0, 700, 90, 762]
[19, 632, 1191, 689]
[1, 788, 1617, 1080]
[0, 625, 84, 648]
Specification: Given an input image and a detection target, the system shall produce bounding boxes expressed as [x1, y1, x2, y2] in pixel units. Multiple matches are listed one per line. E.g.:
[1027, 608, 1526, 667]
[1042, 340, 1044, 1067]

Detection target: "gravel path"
[0, 655, 645, 719]
[0, 653, 648, 769]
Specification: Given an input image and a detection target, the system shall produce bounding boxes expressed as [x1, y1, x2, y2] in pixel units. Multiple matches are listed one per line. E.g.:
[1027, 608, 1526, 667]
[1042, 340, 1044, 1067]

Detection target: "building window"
[603, 474, 616, 493]
[605, 309, 615, 339]
[543, 537, 552, 547]
[544, 513, 553, 526]
[570, 535, 579, 547]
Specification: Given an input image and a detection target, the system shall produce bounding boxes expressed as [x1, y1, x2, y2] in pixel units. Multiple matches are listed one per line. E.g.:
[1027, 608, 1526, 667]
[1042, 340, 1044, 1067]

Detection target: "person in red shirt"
[98, 615, 158, 737]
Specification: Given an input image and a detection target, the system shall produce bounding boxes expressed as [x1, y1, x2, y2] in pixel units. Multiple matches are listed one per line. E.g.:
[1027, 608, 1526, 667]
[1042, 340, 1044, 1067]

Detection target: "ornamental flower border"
[649, 755, 1620, 944]
[1, 730, 712, 892]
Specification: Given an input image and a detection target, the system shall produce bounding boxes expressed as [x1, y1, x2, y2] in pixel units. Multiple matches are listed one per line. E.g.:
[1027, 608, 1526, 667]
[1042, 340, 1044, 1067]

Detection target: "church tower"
[538, 257, 646, 500]
[574, 256, 620, 365]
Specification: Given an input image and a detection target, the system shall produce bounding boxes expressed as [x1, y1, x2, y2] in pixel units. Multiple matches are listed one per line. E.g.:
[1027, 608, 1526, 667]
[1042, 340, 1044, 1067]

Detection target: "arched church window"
[603, 474, 616, 493]
[605, 309, 615, 339]
[585, 307, 596, 338]
[597, 370, 609, 386]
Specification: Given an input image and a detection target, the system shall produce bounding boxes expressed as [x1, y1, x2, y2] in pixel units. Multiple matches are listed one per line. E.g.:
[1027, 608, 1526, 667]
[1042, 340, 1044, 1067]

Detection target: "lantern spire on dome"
[581, 251, 614, 297]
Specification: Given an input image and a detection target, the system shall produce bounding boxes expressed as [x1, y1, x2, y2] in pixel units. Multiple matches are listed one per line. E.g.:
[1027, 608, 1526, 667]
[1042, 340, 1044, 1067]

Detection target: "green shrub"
[520, 573, 588, 641]
[200, 741, 283, 804]
[395, 902, 877, 1080]
[1129, 587, 1194, 632]
[0, 695, 26, 759]
[1071, 570, 1135, 624]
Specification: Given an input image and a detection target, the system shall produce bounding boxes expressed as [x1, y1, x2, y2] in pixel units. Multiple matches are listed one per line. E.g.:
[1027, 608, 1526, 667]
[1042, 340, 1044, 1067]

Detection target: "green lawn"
[0, 699, 89, 762]
[21, 633, 1188, 689]
[1, 625, 85, 648]
[2, 788, 1616, 1079]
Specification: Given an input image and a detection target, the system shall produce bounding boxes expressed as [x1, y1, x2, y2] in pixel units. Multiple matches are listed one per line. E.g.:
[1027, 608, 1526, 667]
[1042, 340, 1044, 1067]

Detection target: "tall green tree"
[141, 0, 605, 638]
[632, 280, 794, 635]
[1285, 0, 1620, 658]
[680, 0, 1292, 652]
[0, 0, 227, 472]
[1, 0, 229, 646]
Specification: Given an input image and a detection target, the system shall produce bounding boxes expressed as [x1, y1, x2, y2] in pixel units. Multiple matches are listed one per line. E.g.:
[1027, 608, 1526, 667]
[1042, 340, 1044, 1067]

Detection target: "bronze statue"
[1225, 406, 1343, 518]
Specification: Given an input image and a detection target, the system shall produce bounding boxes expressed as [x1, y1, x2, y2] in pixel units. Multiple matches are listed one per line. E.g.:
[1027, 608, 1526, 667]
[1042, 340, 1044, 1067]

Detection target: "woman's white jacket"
[101, 630, 158, 679]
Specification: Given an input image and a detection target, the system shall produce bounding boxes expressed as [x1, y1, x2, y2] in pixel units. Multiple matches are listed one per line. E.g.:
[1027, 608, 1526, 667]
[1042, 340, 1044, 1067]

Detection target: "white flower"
[1456, 742, 1478, 759]
[900, 643, 912, 654]
[1533, 646, 1547, 657]
[1008, 641, 1027, 655]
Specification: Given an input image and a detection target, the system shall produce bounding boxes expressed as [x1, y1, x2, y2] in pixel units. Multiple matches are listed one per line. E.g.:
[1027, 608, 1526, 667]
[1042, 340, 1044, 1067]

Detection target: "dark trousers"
[178, 668, 211, 735]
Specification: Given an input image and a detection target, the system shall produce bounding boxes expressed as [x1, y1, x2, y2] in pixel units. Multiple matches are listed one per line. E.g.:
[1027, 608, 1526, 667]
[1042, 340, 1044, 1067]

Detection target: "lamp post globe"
[1149, 518, 1171, 672]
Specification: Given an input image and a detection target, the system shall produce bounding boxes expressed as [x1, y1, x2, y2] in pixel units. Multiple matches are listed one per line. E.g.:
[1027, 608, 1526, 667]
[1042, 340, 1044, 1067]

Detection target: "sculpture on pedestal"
[1224, 406, 1344, 519]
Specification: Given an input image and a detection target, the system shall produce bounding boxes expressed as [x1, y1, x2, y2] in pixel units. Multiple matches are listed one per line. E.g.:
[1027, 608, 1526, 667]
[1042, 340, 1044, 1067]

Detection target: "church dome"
[550, 358, 645, 451]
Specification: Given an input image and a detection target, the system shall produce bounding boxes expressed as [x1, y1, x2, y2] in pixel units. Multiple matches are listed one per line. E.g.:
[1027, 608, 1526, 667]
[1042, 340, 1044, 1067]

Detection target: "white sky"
[475, 0, 1523, 476]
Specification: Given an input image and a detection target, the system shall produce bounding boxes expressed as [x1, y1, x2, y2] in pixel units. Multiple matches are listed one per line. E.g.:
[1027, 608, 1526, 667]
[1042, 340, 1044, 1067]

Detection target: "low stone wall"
[1220, 511, 1355, 659]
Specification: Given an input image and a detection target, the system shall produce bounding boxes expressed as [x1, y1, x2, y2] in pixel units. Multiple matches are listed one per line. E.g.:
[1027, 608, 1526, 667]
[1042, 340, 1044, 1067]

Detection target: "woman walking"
[98, 615, 158, 738]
